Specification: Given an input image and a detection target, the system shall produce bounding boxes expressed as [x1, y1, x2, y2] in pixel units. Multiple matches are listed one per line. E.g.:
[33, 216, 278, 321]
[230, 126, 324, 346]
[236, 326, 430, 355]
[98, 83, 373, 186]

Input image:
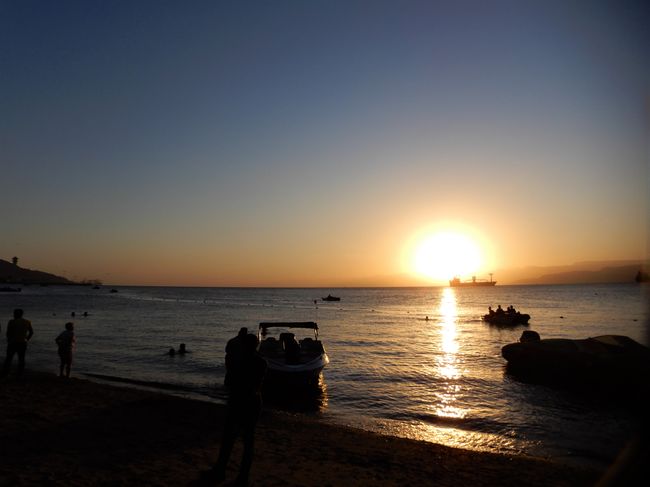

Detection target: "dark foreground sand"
[0, 371, 642, 486]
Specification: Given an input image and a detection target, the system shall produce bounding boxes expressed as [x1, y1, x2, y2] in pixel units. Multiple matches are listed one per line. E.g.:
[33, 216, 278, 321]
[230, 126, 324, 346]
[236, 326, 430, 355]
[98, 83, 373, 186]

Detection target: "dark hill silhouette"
[528, 264, 643, 285]
[506, 261, 650, 285]
[0, 259, 72, 285]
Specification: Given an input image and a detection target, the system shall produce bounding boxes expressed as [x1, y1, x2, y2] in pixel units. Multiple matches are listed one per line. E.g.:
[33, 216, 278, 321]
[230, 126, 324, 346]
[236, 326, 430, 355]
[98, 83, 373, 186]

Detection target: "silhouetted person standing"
[55, 322, 75, 378]
[2, 309, 34, 377]
[211, 333, 266, 486]
[224, 327, 247, 388]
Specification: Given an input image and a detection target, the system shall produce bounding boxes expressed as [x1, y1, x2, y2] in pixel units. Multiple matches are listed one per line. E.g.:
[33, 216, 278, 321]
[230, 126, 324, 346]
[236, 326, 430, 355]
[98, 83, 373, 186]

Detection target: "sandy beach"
[0, 370, 633, 487]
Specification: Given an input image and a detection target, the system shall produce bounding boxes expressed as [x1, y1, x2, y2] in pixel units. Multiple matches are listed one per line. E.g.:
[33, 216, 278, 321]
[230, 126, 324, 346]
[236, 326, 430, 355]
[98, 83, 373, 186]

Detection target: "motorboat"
[321, 294, 340, 301]
[501, 332, 650, 389]
[258, 321, 329, 386]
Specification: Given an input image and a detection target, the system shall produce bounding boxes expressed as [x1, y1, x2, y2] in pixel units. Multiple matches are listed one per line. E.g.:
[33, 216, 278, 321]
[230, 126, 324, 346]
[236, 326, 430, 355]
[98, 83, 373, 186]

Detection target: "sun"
[412, 231, 482, 282]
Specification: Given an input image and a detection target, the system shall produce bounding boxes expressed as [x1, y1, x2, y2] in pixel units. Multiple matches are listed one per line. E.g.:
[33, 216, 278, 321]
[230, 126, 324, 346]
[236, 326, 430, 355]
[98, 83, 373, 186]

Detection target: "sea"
[1, 283, 648, 469]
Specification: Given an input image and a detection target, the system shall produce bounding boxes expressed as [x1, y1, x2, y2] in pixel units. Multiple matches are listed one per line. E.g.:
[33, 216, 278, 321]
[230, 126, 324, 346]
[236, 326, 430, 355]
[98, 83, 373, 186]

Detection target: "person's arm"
[26, 323, 34, 341]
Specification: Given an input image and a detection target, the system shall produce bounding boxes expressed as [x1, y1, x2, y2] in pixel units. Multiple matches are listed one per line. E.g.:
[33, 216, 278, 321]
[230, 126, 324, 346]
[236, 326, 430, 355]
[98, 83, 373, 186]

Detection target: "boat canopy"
[259, 321, 318, 331]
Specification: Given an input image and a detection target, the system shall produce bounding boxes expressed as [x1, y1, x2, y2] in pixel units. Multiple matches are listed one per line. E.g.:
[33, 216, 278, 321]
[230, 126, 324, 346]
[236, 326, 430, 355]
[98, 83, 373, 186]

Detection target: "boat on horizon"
[258, 321, 329, 387]
[0, 286, 21, 292]
[321, 294, 341, 301]
[449, 274, 496, 287]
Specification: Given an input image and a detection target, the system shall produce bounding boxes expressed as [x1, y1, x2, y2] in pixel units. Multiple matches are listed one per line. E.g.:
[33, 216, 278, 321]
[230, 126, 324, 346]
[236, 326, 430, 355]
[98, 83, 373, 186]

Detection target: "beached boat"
[321, 294, 340, 301]
[501, 333, 650, 389]
[449, 275, 496, 287]
[258, 321, 329, 386]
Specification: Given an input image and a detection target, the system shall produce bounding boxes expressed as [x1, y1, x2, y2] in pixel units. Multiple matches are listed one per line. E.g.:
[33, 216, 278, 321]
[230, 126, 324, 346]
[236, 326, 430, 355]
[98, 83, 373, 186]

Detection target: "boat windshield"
[259, 322, 319, 339]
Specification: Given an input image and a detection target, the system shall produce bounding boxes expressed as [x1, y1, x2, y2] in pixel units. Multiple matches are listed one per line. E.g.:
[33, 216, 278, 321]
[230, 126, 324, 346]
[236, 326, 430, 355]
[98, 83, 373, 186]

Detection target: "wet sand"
[0, 371, 618, 486]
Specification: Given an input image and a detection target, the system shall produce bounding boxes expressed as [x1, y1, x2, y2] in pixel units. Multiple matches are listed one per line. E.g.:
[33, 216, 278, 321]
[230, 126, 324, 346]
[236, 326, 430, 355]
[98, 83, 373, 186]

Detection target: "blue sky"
[1, 1, 648, 285]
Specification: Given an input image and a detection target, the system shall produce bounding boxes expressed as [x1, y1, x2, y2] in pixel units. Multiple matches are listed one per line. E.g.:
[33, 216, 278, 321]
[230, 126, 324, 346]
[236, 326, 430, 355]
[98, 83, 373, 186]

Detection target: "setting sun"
[412, 231, 482, 282]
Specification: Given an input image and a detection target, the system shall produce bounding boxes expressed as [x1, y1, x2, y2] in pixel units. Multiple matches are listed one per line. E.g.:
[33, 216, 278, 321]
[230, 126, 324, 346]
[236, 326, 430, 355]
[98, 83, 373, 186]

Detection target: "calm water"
[1, 284, 648, 468]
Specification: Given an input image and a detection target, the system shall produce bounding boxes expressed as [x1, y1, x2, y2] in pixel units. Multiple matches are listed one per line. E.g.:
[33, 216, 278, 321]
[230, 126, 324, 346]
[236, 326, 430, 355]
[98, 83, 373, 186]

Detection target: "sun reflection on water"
[433, 288, 464, 419]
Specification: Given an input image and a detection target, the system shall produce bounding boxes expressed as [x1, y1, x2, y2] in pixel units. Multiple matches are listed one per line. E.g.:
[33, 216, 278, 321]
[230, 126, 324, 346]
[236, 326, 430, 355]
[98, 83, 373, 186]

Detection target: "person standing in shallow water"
[1, 308, 34, 377]
[55, 322, 76, 378]
[209, 333, 267, 485]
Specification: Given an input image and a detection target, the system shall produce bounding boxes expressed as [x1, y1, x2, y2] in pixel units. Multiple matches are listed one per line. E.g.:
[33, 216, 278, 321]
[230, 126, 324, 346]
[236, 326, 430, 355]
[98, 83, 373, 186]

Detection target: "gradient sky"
[2, 1, 648, 286]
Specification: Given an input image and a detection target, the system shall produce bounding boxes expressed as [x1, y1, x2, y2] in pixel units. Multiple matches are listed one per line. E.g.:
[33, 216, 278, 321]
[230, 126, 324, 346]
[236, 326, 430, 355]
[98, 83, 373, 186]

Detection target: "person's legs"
[213, 407, 240, 479]
[1, 343, 18, 376]
[59, 351, 65, 377]
[236, 422, 256, 485]
[60, 352, 72, 377]
[16, 343, 27, 376]
[236, 401, 261, 485]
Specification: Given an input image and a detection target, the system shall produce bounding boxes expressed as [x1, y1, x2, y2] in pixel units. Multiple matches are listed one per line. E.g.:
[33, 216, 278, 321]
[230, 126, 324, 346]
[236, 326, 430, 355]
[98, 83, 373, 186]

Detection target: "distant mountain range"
[499, 260, 649, 285]
[0, 259, 73, 285]
[1, 258, 647, 287]
[343, 260, 649, 287]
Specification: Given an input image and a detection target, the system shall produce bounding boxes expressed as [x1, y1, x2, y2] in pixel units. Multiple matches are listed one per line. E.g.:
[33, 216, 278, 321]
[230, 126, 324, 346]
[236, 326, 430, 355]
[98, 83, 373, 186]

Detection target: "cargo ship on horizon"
[449, 274, 496, 287]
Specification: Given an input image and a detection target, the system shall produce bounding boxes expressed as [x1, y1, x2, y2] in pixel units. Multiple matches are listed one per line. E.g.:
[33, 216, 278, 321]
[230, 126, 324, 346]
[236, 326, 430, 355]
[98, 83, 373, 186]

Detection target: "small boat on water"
[449, 274, 496, 287]
[321, 294, 340, 301]
[502, 332, 650, 390]
[258, 321, 329, 386]
[0, 287, 21, 292]
[483, 307, 530, 326]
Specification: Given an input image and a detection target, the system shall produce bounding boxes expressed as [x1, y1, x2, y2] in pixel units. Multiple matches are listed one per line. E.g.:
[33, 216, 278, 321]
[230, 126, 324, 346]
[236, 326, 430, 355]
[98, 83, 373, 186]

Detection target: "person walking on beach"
[209, 333, 267, 485]
[55, 322, 76, 378]
[1, 308, 34, 378]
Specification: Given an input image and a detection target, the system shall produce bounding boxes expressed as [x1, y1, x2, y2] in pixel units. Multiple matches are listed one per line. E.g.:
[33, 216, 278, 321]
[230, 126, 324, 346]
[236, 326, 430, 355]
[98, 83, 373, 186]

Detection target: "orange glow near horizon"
[411, 230, 483, 282]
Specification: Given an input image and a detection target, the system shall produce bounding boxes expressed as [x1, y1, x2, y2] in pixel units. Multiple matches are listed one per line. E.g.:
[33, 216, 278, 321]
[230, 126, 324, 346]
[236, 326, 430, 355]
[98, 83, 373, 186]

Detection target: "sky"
[1, 0, 648, 286]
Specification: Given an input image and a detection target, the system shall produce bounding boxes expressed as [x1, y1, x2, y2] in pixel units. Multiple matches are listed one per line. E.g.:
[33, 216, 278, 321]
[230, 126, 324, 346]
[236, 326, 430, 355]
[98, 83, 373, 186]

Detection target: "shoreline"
[0, 370, 617, 486]
[57, 369, 640, 471]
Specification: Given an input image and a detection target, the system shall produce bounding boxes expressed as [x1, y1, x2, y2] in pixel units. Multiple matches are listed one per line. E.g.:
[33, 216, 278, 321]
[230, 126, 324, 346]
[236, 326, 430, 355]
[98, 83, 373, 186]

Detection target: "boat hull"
[483, 313, 530, 326]
[264, 354, 330, 386]
[450, 281, 496, 287]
